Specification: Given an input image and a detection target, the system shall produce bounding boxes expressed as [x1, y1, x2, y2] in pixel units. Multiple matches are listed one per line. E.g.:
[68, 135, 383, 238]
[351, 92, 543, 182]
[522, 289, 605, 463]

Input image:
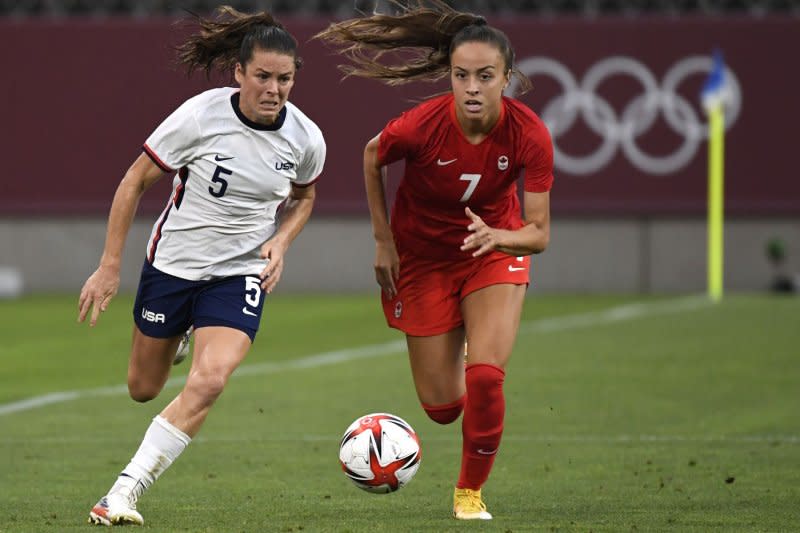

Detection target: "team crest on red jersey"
[498, 155, 509, 171]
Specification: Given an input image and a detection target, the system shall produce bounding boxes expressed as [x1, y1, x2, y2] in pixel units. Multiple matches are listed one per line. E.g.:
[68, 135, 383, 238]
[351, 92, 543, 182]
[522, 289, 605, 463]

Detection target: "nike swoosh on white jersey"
[508, 265, 526, 272]
[436, 158, 457, 166]
[242, 307, 258, 316]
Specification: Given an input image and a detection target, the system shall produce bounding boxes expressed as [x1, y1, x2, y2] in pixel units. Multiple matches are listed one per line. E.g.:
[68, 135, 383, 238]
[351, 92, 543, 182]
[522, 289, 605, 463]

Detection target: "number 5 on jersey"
[459, 173, 481, 202]
[210, 166, 232, 198]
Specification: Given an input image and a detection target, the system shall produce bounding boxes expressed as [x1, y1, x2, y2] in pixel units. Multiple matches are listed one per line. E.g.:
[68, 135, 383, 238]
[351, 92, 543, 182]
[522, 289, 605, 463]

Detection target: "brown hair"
[314, 0, 530, 93]
[176, 5, 302, 78]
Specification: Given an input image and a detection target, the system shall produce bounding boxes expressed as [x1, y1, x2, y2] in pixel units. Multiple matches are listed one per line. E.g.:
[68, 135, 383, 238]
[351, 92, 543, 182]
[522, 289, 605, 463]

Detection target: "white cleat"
[88, 492, 144, 526]
[173, 326, 193, 366]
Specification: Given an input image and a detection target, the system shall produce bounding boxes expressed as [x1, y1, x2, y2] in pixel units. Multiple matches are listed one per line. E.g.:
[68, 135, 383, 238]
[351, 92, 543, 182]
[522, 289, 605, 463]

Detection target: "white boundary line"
[0, 434, 797, 444]
[0, 295, 710, 417]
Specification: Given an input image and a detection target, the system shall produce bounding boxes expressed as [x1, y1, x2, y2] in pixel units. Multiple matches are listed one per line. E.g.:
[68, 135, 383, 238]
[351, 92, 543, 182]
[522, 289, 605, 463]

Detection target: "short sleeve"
[522, 123, 555, 193]
[295, 126, 326, 187]
[377, 111, 418, 166]
[143, 97, 202, 172]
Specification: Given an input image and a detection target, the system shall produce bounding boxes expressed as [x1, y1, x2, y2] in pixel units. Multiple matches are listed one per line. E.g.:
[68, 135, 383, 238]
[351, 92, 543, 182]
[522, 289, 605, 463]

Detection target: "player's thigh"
[461, 283, 526, 368]
[128, 324, 182, 387]
[406, 329, 466, 405]
[186, 326, 252, 394]
[130, 258, 195, 383]
[184, 275, 263, 393]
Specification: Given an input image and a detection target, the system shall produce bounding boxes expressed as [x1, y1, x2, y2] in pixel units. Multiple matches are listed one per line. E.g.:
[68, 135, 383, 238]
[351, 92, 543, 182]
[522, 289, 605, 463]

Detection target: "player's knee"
[203, 374, 228, 400]
[422, 395, 466, 425]
[465, 363, 505, 392]
[127, 378, 160, 403]
[186, 370, 228, 404]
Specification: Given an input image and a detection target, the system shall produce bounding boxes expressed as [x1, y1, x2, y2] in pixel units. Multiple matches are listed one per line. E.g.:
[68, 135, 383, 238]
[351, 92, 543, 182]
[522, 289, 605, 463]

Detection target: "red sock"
[422, 395, 466, 425]
[457, 363, 505, 490]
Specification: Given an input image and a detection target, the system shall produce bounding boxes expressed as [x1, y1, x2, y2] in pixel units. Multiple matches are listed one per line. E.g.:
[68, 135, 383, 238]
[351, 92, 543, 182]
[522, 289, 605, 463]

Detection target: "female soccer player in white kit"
[77, 6, 326, 526]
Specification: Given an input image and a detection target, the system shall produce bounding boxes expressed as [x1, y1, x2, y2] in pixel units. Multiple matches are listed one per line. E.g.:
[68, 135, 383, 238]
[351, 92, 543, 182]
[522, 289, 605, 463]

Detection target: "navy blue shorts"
[133, 260, 265, 342]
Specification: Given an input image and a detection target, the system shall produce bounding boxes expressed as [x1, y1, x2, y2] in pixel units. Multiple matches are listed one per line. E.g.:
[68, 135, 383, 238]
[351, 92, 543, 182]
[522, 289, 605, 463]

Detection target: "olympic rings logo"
[506, 56, 742, 176]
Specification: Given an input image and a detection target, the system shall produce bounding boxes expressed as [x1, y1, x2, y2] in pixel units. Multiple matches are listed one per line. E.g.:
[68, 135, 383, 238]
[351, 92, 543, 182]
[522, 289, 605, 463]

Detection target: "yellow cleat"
[453, 487, 492, 520]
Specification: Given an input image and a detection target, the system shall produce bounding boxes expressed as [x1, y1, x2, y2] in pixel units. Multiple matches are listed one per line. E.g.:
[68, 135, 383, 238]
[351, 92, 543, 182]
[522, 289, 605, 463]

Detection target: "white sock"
[111, 415, 191, 500]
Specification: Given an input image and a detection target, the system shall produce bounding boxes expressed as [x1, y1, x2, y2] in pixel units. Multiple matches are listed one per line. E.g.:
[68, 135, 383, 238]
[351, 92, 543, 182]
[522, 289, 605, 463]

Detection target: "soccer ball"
[338, 413, 421, 493]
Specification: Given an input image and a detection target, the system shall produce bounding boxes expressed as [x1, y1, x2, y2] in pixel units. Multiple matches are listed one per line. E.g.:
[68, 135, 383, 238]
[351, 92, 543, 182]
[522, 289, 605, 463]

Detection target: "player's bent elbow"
[519, 224, 549, 254]
[529, 233, 550, 254]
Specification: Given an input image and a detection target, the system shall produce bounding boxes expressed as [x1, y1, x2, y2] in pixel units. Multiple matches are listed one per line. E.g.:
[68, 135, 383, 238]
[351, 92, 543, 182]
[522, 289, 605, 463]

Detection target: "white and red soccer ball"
[338, 413, 421, 493]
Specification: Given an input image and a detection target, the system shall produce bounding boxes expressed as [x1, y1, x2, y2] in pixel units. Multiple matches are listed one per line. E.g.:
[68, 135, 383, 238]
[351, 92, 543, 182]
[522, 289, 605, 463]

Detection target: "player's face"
[235, 48, 296, 126]
[450, 41, 510, 127]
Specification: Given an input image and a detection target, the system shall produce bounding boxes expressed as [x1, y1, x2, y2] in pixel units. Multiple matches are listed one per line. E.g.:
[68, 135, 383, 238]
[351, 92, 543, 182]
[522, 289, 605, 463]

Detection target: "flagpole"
[707, 104, 724, 302]
[702, 49, 728, 302]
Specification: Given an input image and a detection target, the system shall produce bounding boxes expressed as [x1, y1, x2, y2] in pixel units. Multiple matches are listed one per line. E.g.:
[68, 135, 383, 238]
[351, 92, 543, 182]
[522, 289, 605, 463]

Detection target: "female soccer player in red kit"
[317, 1, 553, 520]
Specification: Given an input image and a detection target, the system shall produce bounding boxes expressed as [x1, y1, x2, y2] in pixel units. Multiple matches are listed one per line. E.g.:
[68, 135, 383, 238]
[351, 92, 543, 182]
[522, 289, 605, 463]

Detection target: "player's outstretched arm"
[461, 191, 550, 257]
[78, 154, 165, 327]
[364, 134, 399, 298]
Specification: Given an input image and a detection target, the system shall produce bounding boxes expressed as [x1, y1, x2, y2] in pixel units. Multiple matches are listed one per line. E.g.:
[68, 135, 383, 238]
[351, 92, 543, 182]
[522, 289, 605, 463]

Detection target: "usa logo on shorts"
[394, 302, 403, 318]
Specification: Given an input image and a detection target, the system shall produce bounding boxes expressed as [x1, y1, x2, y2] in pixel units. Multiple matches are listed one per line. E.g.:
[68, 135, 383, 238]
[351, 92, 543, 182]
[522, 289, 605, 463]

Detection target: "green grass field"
[1, 293, 798, 532]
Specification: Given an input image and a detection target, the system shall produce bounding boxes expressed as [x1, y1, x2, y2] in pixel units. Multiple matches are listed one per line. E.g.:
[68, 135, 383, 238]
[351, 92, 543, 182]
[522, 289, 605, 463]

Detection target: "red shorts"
[381, 251, 531, 336]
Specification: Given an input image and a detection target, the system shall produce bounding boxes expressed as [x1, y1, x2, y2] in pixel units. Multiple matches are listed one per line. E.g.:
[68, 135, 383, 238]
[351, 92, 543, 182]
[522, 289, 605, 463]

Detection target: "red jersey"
[378, 93, 553, 261]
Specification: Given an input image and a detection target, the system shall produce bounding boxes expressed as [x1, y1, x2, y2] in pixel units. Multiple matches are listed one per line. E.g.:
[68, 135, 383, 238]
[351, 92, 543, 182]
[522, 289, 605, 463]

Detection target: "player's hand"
[374, 239, 400, 298]
[259, 236, 287, 294]
[78, 265, 120, 327]
[461, 207, 500, 257]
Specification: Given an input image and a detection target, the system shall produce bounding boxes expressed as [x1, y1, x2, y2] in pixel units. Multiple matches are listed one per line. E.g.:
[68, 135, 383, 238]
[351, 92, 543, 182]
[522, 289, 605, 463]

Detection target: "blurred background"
[1, 0, 799, 296]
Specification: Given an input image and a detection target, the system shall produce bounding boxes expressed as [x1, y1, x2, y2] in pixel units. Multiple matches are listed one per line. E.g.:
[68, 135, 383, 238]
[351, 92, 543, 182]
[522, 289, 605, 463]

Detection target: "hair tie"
[472, 16, 487, 26]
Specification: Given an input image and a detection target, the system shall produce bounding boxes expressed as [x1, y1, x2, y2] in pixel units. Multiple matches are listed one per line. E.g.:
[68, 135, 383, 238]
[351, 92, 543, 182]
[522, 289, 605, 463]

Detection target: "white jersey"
[142, 87, 326, 280]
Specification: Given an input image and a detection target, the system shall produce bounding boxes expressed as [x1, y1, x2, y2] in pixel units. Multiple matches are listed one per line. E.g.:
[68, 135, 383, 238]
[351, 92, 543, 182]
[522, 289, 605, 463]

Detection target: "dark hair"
[314, 0, 530, 93]
[176, 5, 302, 78]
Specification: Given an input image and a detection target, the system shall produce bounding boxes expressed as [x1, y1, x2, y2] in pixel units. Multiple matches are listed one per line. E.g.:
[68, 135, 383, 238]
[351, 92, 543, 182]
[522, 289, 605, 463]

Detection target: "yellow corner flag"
[701, 50, 730, 302]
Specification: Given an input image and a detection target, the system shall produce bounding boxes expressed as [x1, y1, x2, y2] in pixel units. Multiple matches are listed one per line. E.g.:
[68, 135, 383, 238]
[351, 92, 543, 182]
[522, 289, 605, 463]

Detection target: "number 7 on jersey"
[459, 173, 481, 202]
